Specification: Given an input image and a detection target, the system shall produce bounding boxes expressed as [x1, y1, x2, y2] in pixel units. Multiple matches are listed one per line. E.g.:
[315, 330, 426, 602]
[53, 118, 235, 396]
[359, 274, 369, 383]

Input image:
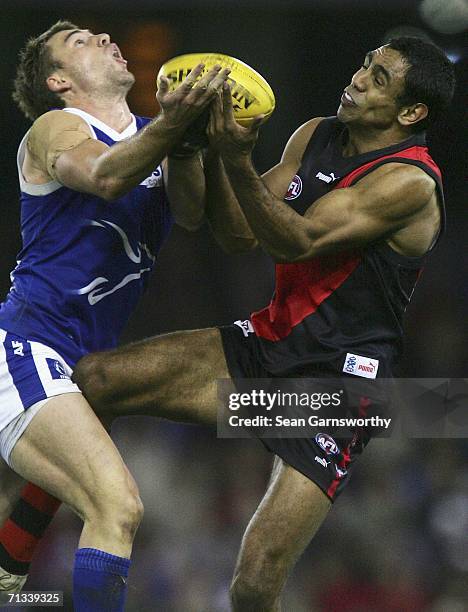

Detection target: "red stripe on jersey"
[0, 520, 39, 561]
[21, 483, 60, 516]
[335, 145, 441, 189]
[252, 252, 361, 341]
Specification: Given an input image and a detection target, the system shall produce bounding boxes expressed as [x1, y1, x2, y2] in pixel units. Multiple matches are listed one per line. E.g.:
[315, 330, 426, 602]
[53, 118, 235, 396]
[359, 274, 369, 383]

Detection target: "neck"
[65, 93, 133, 133]
[343, 123, 412, 157]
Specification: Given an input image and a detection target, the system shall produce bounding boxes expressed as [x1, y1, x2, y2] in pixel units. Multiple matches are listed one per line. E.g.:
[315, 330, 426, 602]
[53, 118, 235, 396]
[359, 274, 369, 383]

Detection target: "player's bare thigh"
[73, 327, 231, 424]
[9, 393, 142, 555]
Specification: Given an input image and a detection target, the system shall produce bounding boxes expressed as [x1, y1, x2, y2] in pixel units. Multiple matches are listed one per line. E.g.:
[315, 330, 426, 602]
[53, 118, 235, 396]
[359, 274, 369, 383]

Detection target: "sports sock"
[0, 483, 61, 576]
[73, 548, 131, 612]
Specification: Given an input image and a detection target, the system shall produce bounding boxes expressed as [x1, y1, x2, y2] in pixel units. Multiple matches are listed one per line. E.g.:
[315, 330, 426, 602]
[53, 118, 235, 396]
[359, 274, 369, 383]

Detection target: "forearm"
[165, 154, 206, 231]
[204, 151, 258, 253]
[222, 154, 312, 261]
[91, 114, 185, 199]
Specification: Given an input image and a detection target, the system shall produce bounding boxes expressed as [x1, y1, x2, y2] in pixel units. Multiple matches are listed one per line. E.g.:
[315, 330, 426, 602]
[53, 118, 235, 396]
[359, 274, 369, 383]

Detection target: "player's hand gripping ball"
[157, 53, 276, 127]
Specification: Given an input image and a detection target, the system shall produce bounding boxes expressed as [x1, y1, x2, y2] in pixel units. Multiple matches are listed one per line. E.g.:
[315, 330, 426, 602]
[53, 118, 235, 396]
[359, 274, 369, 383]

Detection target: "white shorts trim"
[0, 398, 47, 467]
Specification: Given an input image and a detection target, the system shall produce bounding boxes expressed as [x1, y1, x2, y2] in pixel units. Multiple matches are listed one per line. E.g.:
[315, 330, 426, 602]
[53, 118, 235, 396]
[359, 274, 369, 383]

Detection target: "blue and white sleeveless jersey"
[0, 108, 173, 367]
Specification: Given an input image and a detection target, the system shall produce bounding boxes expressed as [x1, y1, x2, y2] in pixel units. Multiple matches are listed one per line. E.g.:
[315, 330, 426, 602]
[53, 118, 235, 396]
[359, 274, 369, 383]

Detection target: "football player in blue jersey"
[0, 20, 230, 611]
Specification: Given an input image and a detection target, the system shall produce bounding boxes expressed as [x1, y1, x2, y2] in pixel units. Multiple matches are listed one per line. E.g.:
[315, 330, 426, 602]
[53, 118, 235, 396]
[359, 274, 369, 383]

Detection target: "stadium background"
[0, 0, 467, 610]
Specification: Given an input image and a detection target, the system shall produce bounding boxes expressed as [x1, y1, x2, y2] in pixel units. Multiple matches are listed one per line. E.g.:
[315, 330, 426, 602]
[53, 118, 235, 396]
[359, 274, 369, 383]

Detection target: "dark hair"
[387, 37, 456, 132]
[12, 20, 79, 121]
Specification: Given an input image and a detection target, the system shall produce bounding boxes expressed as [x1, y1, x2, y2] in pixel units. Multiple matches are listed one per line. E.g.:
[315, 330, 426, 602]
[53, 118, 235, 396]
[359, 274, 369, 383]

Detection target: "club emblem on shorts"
[335, 465, 347, 478]
[234, 319, 254, 337]
[284, 175, 303, 200]
[46, 358, 69, 380]
[315, 433, 339, 455]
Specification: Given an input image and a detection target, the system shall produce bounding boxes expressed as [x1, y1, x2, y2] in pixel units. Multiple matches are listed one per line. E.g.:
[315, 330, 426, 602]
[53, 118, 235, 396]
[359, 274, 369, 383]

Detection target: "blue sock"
[73, 547, 131, 612]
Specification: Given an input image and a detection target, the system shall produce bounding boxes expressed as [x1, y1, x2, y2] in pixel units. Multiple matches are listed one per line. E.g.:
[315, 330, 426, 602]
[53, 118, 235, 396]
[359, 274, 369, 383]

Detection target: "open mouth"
[111, 45, 127, 65]
[340, 90, 356, 107]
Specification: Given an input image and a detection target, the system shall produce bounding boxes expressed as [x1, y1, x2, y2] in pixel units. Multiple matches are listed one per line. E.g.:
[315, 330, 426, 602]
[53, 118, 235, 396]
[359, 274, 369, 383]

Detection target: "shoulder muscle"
[28, 110, 96, 179]
[352, 163, 436, 221]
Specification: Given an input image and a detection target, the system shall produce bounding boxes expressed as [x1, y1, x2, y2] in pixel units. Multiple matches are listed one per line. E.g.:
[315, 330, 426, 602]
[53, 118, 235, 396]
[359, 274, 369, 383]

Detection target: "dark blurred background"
[1, 0, 467, 610]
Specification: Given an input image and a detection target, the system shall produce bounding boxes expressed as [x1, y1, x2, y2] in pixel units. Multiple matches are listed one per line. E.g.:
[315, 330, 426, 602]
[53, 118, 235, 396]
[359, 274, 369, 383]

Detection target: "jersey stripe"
[334, 145, 441, 189]
[252, 253, 361, 341]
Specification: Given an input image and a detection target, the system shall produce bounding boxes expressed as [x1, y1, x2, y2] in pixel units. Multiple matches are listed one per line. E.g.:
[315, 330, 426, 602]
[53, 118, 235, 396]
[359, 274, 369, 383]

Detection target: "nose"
[95, 33, 111, 47]
[351, 68, 366, 92]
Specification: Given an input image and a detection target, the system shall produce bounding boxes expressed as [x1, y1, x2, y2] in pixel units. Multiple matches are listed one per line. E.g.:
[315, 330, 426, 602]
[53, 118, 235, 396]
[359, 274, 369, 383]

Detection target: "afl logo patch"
[315, 433, 339, 455]
[284, 175, 303, 200]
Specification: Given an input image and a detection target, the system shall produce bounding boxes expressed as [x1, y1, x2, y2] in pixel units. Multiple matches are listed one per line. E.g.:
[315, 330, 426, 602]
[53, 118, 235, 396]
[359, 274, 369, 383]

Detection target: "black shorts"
[219, 323, 391, 502]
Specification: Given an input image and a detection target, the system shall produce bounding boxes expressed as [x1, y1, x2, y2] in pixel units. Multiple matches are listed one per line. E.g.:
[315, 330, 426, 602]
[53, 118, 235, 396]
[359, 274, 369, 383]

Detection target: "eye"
[374, 76, 384, 86]
[75, 39, 85, 46]
[361, 63, 369, 70]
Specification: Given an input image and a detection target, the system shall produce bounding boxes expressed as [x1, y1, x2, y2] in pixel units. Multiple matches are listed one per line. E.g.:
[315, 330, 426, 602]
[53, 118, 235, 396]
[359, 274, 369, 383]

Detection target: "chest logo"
[316, 171, 339, 184]
[284, 175, 303, 201]
[75, 220, 156, 306]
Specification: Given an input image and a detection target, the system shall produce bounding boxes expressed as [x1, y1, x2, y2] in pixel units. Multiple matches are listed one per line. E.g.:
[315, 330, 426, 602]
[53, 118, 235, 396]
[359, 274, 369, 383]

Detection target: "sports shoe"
[0, 567, 27, 605]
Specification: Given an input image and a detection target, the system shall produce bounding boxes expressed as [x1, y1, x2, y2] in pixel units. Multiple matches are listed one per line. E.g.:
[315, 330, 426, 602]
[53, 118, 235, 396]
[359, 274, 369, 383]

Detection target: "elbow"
[271, 241, 314, 264]
[89, 169, 126, 202]
[221, 239, 258, 255]
[174, 214, 205, 232]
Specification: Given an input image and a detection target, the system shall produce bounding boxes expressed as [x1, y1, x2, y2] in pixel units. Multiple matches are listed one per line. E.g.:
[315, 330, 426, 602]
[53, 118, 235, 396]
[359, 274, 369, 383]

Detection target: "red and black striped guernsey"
[250, 117, 445, 377]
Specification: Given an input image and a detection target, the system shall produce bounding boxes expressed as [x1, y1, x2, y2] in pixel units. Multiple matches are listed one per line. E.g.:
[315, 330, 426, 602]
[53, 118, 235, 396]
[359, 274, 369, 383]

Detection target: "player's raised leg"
[230, 459, 331, 611]
[73, 327, 231, 424]
[9, 393, 143, 612]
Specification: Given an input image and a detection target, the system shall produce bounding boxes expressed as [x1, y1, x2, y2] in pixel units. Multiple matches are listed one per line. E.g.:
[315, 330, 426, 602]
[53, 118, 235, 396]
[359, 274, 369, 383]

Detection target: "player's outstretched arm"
[203, 150, 258, 254]
[210, 85, 436, 261]
[163, 154, 206, 231]
[27, 65, 229, 201]
[203, 93, 320, 254]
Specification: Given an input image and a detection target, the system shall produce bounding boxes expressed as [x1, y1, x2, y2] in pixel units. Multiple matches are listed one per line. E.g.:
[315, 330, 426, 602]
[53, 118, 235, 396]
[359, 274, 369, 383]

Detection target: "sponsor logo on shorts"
[314, 455, 330, 468]
[233, 320, 254, 337]
[315, 433, 339, 455]
[316, 171, 339, 184]
[11, 341, 24, 357]
[343, 353, 379, 379]
[284, 175, 303, 200]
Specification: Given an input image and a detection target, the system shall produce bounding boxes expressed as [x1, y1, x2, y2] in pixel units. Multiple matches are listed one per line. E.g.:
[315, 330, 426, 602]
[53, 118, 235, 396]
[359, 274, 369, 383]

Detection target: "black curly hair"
[388, 37, 456, 132]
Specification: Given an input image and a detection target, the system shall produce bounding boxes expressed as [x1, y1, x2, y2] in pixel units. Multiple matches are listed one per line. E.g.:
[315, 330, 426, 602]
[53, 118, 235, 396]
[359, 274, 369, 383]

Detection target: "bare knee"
[73, 353, 114, 410]
[84, 475, 144, 543]
[230, 557, 284, 611]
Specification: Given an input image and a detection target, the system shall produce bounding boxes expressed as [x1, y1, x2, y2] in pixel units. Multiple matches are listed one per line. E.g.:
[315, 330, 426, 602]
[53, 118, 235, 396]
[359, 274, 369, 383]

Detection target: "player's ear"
[46, 73, 72, 95]
[398, 102, 428, 129]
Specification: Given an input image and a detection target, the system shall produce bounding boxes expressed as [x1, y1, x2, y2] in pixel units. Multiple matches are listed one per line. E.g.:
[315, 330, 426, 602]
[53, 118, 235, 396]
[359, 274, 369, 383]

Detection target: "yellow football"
[157, 53, 276, 126]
